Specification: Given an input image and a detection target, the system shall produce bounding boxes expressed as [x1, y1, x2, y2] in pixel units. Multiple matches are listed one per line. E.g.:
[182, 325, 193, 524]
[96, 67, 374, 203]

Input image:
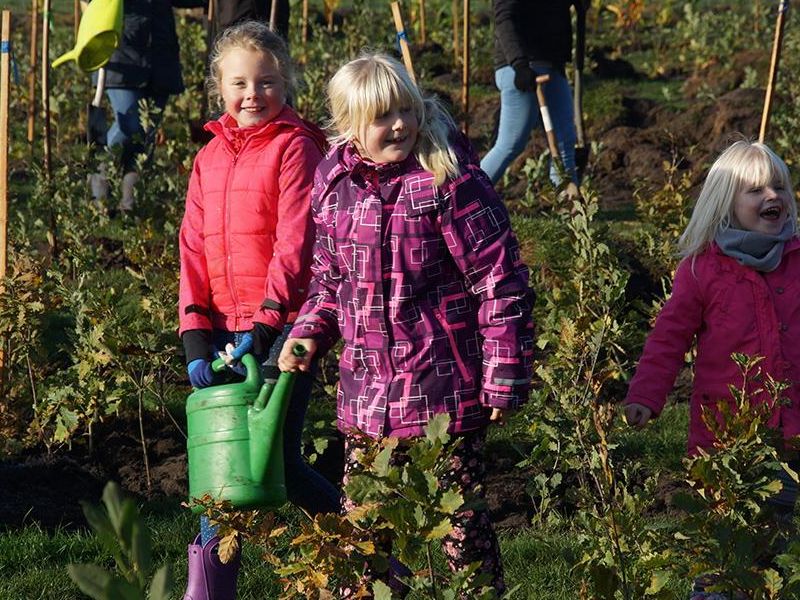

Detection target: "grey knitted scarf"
[714, 220, 795, 272]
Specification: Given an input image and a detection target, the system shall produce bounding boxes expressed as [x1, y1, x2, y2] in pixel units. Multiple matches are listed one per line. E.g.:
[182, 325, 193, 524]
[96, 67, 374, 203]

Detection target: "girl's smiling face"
[219, 47, 286, 128]
[358, 102, 419, 164]
[732, 178, 792, 235]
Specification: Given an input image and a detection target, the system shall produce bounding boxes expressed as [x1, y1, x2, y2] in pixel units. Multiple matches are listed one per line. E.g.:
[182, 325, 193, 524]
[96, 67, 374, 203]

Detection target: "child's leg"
[441, 430, 505, 596]
[267, 325, 342, 515]
[761, 460, 799, 565]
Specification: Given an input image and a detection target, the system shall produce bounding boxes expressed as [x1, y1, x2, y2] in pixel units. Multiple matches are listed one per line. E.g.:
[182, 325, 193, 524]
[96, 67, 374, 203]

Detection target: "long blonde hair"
[206, 20, 296, 111]
[679, 140, 797, 257]
[326, 52, 459, 185]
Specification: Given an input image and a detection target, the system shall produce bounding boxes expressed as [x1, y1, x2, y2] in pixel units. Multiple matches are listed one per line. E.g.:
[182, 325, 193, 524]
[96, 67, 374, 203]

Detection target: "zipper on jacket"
[225, 152, 243, 331]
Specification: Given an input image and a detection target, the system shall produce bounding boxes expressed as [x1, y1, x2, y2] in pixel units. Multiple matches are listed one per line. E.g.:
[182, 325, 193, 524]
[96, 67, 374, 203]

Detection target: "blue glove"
[188, 359, 215, 389]
[227, 333, 254, 361]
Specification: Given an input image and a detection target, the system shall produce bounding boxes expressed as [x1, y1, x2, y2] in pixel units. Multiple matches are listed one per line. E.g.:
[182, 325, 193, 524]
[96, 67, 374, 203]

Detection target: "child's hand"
[278, 338, 317, 372]
[490, 407, 512, 426]
[624, 403, 653, 428]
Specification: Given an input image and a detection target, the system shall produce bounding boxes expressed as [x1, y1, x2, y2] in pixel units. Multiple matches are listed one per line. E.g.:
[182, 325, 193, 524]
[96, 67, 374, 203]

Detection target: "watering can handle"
[210, 344, 306, 372]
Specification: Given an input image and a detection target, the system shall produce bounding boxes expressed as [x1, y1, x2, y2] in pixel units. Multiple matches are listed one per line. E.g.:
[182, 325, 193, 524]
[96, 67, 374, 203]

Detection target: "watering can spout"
[247, 345, 307, 500]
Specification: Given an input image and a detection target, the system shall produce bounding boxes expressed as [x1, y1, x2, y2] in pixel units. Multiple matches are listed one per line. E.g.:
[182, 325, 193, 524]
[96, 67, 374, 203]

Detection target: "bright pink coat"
[179, 107, 325, 335]
[625, 238, 800, 453]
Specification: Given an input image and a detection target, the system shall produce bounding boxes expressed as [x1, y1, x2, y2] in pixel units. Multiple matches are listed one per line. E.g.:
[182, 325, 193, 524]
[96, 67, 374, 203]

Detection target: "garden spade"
[573, 0, 590, 178]
[536, 74, 580, 200]
[87, 67, 107, 146]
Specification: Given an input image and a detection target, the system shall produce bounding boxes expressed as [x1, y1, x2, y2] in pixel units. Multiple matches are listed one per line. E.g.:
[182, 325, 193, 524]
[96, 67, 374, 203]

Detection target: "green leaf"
[102, 482, 126, 536]
[67, 564, 114, 600]
[373, 444, 394, 478]
[645, 571, 669, 594]
[106, 578, 143, 600]
[131, 520, 153, 580]
[147, 564, 173, 600]
[764, 568, 783, 595]
[439, 490, 463, 514]
[424, 413, 451, 444]
[81, 501, 115, 538]
[372, 579, 393, 600]
[425, 517, 454, 541]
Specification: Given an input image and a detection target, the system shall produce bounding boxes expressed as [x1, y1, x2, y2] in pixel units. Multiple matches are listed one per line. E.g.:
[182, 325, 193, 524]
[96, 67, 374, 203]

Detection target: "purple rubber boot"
[183, 534, 241, 600]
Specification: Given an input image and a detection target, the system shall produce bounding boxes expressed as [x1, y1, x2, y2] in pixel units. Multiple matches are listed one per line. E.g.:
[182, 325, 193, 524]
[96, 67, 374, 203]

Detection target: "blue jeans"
[106, 88, 168, 172]
[200, 325, 342, 543]
[480, 64, 578, 187]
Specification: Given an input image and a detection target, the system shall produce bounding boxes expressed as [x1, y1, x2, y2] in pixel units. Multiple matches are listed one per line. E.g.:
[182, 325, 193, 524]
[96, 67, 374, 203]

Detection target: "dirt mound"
[1, 410, 537, 532]
[591, 87, 763, 207]
[0, 414, 188, 530]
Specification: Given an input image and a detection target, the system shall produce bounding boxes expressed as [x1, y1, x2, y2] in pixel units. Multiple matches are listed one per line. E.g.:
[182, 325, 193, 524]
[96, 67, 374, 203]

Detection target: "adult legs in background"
[216, 0, 291, 40]
[480, 64, 579, 188]
[106, 89, 168, 211]
[480, 65, 539, 186]
[106, 89, 168, 170]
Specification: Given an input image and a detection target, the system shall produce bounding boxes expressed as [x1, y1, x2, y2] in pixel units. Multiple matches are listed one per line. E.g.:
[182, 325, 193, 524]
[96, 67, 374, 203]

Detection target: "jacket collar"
[338, 141, 420, 184]
[203, 106, 322, 147]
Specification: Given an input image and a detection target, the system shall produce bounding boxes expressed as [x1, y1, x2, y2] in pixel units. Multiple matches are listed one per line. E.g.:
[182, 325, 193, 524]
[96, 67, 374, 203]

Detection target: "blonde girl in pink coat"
[624, 140, 799, 600]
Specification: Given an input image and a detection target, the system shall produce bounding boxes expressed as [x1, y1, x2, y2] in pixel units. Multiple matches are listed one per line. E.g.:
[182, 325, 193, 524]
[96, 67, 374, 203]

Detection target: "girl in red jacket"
[624, 140, 799, 599]
[178, 21, 340, 599]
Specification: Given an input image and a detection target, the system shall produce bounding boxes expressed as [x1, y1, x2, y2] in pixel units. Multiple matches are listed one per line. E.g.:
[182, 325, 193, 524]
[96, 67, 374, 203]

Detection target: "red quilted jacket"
[179, 106, 325, 335]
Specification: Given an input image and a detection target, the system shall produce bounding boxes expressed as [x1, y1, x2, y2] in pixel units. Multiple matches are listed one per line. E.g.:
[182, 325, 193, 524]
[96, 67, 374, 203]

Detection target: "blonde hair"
[326, 52, 459, 185]
[679, 140, 798, 257]
[207, 21, 295, 112]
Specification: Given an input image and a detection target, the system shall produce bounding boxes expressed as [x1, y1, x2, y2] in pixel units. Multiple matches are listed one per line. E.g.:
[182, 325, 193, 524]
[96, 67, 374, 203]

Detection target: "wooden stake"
[759, 0, 788, 143]
[1, 11, 10, 282]
[302, 0, 308, 46]
[27, 0, 38, 145]
[451, 0, 459, 67]
[461, 0, 469, 134]
[0, 11, 7, 378]
[269, 0, 278, 32]
[73, 0, 80, 40]
[41, 0, 51, 180]
[419, 0, 426, 44]
[391, 2, 416, 84]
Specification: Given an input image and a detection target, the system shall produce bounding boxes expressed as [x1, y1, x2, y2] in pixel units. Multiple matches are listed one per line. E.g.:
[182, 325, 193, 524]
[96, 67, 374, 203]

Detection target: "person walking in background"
[278, 52, 535, 597]
[481, 0, 582, 197]
[178, 21, 340, 599]
[624, 140, 800, 600]
[88, 0, 202, 213]
[216, 0, 290, 40]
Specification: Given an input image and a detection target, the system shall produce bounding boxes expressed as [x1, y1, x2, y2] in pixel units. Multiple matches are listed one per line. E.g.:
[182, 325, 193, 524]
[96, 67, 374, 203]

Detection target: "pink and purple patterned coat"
[289, 136, 535, 438]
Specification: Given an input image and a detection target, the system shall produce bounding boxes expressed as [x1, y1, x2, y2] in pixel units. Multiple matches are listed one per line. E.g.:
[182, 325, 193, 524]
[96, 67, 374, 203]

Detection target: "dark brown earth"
[0, 43, 766, 534]
[0, 411, 535, 531]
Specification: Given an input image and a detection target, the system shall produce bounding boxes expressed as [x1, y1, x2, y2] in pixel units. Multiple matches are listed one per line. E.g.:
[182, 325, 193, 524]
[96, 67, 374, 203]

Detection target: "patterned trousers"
[340, 428, 505, 598]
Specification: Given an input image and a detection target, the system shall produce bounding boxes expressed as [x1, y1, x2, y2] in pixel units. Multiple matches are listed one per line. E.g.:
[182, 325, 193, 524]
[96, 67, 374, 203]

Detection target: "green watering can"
[185, 349, 304, 513]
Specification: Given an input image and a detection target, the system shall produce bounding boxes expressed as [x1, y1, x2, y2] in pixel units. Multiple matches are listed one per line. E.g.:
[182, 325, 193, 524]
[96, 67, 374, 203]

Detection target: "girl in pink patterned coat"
[278, 52, 535, 595]
[624, 140, 800, 600]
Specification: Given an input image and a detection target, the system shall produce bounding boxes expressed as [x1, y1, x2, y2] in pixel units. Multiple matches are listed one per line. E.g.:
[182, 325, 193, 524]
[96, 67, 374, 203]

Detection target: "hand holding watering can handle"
[211, 343, 306, 372]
